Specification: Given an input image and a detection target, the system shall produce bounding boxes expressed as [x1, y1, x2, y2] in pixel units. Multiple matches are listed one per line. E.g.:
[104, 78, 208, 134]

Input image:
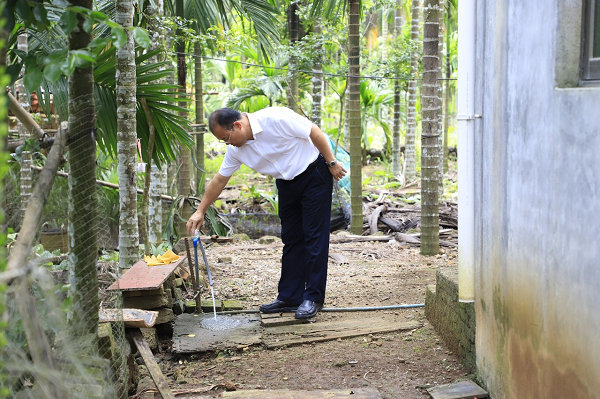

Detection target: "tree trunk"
[287, 2, 300, 112]
[443, 24, 451, 173]
[381, 7, 388, 61]
[311, 19, 323, 126]
[16, 34, 31, 226]
[392, 78, 402, 179]
[391, 0, 405, 179]
[437, 0, 444, 197]
[68, 0, 100, 335]
[149, 163, 166, 243]
[194, 42, 205, 196]
[116, 0, 139, 268]
[404, 0, 421, 184]
[420, 0, 440, 255]
[348, 0, 363, 234]
[175, 0, 191, 236]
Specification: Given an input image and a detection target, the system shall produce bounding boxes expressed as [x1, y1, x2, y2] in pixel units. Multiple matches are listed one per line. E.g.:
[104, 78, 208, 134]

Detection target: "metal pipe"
[197, 238, 213, 287]
[192, 237, 200, 291]
[457, 0, 476, 303]
[214, 303, 425, 315]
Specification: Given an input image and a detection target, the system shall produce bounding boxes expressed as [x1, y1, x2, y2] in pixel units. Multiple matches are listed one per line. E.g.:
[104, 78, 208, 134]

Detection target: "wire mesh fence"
[1, 116, 131, 398]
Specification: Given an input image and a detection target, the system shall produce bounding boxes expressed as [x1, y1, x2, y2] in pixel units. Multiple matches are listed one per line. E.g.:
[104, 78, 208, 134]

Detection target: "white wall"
[473, 1, 600, 397]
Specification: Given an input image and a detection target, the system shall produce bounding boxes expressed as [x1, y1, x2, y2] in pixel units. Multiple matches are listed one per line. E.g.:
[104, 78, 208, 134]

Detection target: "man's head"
[208, 108, 250, 147]
[208, 108, 241, 133]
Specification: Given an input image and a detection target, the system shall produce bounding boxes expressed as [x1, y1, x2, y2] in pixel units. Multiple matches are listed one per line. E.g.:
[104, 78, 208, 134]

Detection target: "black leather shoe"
[259, 299, 299, 313]
[294, 300, 323, 319]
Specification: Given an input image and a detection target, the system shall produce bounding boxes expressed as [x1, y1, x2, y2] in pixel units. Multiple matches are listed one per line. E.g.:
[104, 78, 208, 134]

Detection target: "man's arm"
[186, 173, 231, 235]
[309, 125, 347, 181]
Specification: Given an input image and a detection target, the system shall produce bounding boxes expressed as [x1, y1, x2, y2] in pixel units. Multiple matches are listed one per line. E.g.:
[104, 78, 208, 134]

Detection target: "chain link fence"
[1, 113, 131, 398]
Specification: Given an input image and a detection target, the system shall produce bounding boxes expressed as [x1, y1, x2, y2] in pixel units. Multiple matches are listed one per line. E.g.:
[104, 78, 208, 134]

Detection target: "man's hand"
[328, 162, 347, 181]
[186, 211, 205, 236]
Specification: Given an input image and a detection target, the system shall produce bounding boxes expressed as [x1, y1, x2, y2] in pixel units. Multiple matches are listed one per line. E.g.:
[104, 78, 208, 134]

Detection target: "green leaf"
[15, 1, 33, 23]
[59, 10, 78, 34]
[83, 16, 94, 33]
[133, 27, 150, 49]
[89, 37, 110, 49]
[24, 69, 43, 93]
[33, 4, 49, 26]
[111, 27, 127, 48]
[43, 62, 63, 82]
[71, 50, 96, 67]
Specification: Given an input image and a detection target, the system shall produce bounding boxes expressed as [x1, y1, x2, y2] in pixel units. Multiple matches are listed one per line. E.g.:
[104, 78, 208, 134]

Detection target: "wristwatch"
[325, 159, 337, 167]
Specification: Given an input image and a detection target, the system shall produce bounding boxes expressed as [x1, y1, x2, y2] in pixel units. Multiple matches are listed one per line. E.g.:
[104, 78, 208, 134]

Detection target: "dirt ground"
[154, 235, 469, 399]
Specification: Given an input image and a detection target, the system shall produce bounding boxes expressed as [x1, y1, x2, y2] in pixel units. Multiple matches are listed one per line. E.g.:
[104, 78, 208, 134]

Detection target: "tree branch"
[7, 89, 45, 140]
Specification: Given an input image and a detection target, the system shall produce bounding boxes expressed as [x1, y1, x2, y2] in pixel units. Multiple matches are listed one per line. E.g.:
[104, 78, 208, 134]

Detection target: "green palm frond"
[226, 87, 268, 110]
[44, 46, 191, 166]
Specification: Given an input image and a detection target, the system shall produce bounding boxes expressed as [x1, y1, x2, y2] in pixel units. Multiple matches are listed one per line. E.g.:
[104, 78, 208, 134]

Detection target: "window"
[582, 0, 600, 82]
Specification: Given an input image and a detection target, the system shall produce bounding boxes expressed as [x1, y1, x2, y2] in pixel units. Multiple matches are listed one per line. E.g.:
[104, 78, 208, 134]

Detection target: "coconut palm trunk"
[116, 0, 139, 268]
[391, 1, 405, 179]
[404, 0, 421, 184]
[68, 0, 99, 335]
[194, 42, 205, 196]
[348, 0, 363, 234]
[311, 19, 323, 126]
[420, 0, 440, 255]
[443, 46, 450, 173]
[16, 34, 32, 225]
[437, 0, 444, 197]
[287, 2, 300, 112]
[175, 0, 191, 235]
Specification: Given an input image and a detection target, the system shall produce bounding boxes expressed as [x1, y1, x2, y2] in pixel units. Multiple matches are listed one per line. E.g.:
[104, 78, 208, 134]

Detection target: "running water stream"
[194, 231, 242, 331]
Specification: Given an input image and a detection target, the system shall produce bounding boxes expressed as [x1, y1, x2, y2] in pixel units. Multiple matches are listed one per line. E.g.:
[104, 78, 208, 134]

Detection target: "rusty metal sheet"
[107, 257, 184, 291]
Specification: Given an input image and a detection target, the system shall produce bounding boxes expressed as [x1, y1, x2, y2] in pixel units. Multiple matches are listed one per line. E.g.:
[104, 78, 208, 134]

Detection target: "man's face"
[212, 120, 245, 147]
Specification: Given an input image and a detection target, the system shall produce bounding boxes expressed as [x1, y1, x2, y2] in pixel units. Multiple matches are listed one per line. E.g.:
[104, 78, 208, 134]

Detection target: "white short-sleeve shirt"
[218, 107, 319, 180]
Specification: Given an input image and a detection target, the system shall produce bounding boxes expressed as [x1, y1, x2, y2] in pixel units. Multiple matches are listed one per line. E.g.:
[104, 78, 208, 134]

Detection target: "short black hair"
[208, 108, 242, 133]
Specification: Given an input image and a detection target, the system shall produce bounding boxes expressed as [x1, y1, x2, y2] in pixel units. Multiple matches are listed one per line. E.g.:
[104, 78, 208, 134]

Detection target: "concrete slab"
[172, 313, 261, 354]
[427, 380, 488, 399]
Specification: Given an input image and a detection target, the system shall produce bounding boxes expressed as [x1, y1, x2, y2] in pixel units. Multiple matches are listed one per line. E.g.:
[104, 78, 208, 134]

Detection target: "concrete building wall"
[473, 1, 600, 398]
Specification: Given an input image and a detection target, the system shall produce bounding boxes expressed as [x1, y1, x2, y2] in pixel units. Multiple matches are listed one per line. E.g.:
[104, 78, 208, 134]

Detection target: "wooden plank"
[263, 318, 421, 349]
[427, 380, 488, 399]
[129, 329, 175, 399]
[260, 313, 303, 327]
[221, 388, 382, 398]
[123, 293, 172, 310]
[329, 235, 392, 244]
[122, 287, 164, 297]
[99, 308, 158, 328]
[107, 256, 184, 291]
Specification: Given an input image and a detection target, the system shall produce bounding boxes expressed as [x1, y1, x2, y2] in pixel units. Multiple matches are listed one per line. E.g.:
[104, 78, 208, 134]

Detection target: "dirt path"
[156, 235, 468, 398]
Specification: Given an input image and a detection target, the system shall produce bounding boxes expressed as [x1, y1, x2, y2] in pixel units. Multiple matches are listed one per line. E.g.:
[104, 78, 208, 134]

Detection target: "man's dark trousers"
[275, 155, 333, 305]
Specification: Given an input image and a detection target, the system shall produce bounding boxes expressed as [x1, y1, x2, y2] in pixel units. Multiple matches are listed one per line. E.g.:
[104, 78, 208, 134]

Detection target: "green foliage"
[7, 3, 151, 93]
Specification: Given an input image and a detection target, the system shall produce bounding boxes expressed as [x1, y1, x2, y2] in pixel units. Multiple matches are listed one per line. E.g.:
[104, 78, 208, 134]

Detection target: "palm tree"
[311, 19, 324, 126]
[391, 0, 405, 178]
[67, 0, 100, 336]
[348, 0, 362, 234]
[437, 0, 444, 197]
[404, 0, 421, 184]
[194, 41, 205, 196]
[116, 0, 139, 268]
[287, 1, 300, 112]
[360, 81, 394, 155]
[420, 0, 440, 255]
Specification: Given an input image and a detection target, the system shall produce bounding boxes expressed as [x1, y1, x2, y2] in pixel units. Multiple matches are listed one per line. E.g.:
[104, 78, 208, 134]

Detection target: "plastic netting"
[1, 119, 130, 398]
